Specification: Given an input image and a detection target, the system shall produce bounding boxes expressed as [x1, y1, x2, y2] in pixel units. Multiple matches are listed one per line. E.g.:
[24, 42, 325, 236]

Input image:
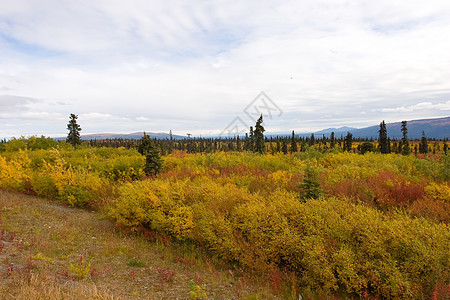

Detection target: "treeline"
[2, 133, 448, 156]
[82, 133, 449, 156]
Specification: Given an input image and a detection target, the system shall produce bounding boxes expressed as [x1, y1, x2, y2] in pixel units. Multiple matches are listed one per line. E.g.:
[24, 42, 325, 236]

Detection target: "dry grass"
[0, 191, 278, 299]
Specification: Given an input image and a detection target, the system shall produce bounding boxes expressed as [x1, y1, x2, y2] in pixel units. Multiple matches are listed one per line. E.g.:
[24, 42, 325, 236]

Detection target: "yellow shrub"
[37, 157, 110, 207]
[0, 150, 31, 191]
[109, 181, 161, 230]
[425, 182, 450, 202]
[168, 206, 195, 239]
[268, 170, 292, 189]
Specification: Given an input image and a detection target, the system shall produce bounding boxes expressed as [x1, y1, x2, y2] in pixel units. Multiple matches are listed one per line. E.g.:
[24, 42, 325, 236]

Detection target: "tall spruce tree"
[401, 120, 411, 155]
[66, 113, 82, 150]
[344, 132, 353, 152]
[330, 132, 336, 148]
[138, 132, 162, 176]
[249, 126, 254, 152]
[282, 139, 288, 154]
[378, 120, 389, 154]
[419, 131, 428, 154]
[290, 130, 298, 153]
[253, 115, 265, 154]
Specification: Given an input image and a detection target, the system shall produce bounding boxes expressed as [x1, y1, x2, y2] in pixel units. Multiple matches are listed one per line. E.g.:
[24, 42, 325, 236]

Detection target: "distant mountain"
[348, 117, 450, 139]
[275, 116, 449, 140]
[80, 131, 185, 140]
[314, 126, 357, 135]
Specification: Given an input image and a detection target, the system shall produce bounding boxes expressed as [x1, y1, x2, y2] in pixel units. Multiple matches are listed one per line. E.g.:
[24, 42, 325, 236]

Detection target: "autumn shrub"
[108, 171, 449, 299]
[0, 151, 31, 192]
[33, 157, 110, 207]
[59, 147, 145, 181]
[408, 182, 450, 222]
[233, 195, 449, 298]
[31, 173, 58, 199]
[109, 179, 195, 239]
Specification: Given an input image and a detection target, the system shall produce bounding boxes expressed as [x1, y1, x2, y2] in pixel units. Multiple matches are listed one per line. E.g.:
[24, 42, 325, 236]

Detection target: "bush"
[0, 151, 31, 191]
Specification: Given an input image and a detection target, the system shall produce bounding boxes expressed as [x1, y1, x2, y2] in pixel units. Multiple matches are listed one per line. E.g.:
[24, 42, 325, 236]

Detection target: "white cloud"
[0, 94, 40, 113]
[1, 0, 450, 138]
[136, 117, 150, 121]
[380, 101, 450, 112]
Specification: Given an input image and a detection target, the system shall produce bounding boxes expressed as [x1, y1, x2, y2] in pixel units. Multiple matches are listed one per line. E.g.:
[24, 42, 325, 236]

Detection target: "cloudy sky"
[1, 0, 450, 138]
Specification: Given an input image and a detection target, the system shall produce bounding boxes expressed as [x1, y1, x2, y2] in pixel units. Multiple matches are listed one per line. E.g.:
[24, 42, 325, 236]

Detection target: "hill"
[285, 116, 449, 140]
[80, 131, 185, 140]
[349, 116, 449, 139]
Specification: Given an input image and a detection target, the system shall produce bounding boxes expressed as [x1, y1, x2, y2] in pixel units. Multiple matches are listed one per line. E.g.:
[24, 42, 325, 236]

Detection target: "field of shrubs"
[0, 136, 449, 299]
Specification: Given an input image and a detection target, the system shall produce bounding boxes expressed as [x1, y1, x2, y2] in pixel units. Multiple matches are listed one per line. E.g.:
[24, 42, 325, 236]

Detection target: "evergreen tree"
[309, 133, 315, 146]
[290, 130, 298, 153]
[244, 133, 250, 151]
[270, 139, 276, 155]
[300, 142, 306, 152]
[393, 141, 399, 154]
[168, 130, 174, 154]
[276, 137, 281, 153]
[138, 132, 162, 176]
[419, 131, 428, 154]
[249, 126, 254, 152]
[344, 132, 353, 152]
[236, 135, 241, 152]
[66, 113, 82, 150]
[357, 141, 375, 154]
[253, 115, 265, 154]
[299, 165, 323, 200]
[282, 139, 288, 154]
[443, 139, 448, 155]
[378, 120, 389, 154]
[330, 132, 335, 148]
[401, 120, 411, 155]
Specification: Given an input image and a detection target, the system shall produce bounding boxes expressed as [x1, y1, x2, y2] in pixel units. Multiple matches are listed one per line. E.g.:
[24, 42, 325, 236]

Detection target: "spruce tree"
[419, 131, 428, 154]
[401, 121, 411, 155]
[236, 135, 241, 152]
[442, 139, 448, 155]
[282, 139, 288, 154]
[249, 126, 254, 152]
[378, 120, 389, 154]
[168, 130, 174, 154]
[299, 165, 323, 200]
[290, 130, 298, 153]
[66, 113, 82, 150]
[138, 132, 162, 176]
[330, 132, 335, 148]
[253, 115, 265, 154]
[244, 133, 250, 151]
[344, 132, 353, 152]
[276, 137, 281, 153]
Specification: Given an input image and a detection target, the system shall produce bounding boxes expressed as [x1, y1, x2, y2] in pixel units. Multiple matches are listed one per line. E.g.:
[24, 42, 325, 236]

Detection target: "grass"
[0, 191, 279, 299]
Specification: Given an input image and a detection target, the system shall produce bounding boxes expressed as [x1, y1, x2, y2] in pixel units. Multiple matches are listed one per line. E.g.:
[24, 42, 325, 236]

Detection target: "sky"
[1, 0, 450, 139]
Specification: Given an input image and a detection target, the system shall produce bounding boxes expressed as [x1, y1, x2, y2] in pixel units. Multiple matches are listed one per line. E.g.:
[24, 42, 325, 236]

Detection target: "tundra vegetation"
[0, 133, 449, 299]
